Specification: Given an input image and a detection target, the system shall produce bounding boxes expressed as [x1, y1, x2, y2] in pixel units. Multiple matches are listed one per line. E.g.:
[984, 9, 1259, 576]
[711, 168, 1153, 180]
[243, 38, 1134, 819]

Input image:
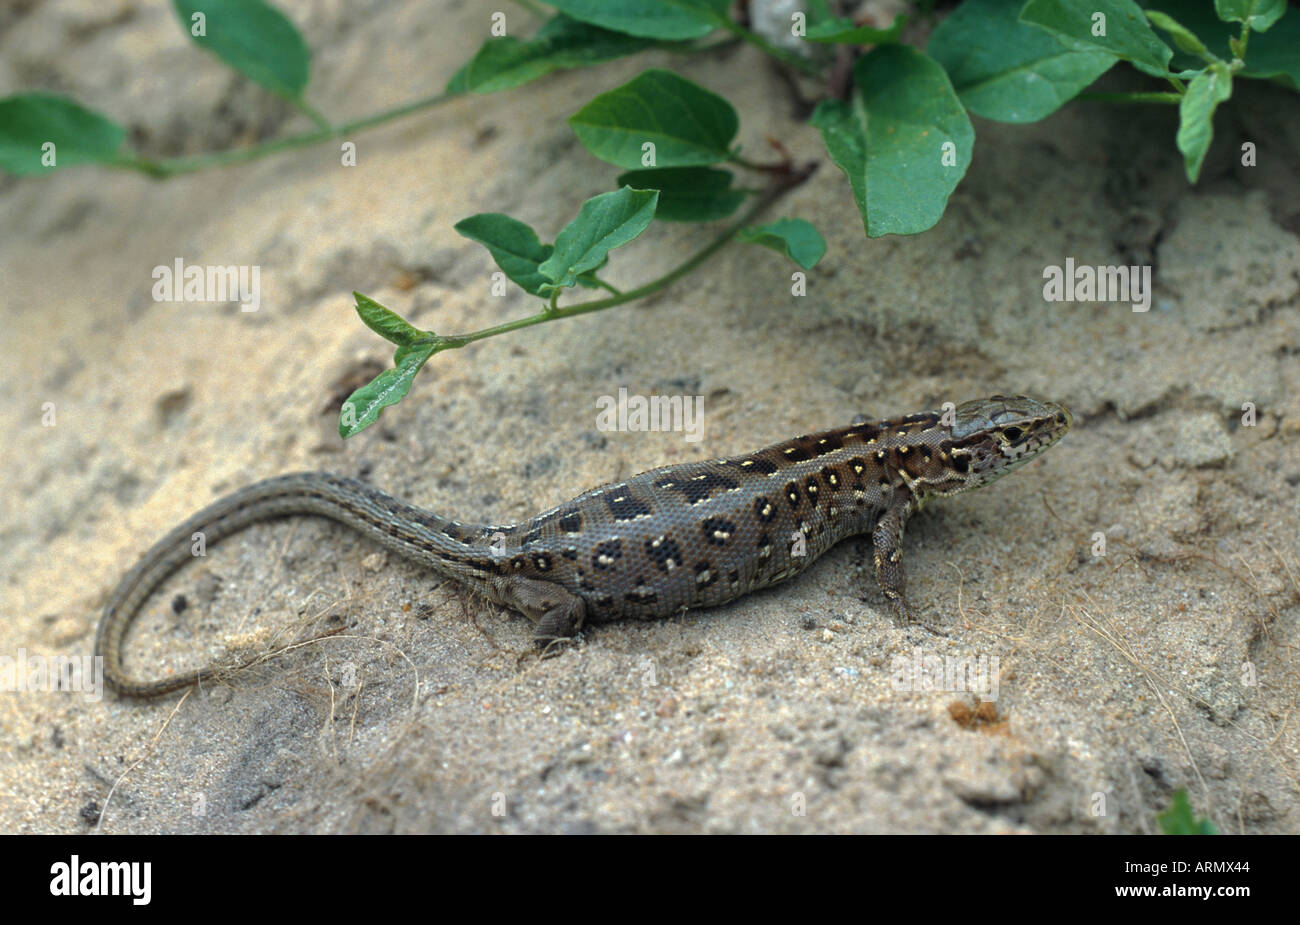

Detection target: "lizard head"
[942, 395, 1072, 490]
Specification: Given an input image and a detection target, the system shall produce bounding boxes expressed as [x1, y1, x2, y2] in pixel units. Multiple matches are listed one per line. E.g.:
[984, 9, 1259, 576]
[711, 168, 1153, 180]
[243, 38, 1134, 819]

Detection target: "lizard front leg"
[871, 498, 949, 635]
[496, 575, 587, 641]
[871, 498, 915, 622]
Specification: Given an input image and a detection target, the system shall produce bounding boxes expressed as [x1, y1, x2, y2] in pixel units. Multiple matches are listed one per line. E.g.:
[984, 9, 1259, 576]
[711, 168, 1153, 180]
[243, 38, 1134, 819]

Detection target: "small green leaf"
[802, 14, 905, 44]
[1146, 2, 1297, 90]
[616, 167, 744, 222]
[354, 292, 424, 346]
[1157, 789, 1219, 835]
[1020, 0, 1173, 78]
[545, 0, 727, 40]
[538, 187, 659, 289]
[737, 219, 826, 270]
[569, 69, 739, 169]
[454, 213, 555, 296]
[811, 45, 974, 237]
[172, 0, 310, 98]
[1215, 0, 1285, 33]
[447, 15, 653, 94]
[1145, 10, 1216, 63]
[928, 0, 1114, 123]
[1177, 63, 1233, 183]
[0, 93, 126, 175]
[339, 338, 439, 439]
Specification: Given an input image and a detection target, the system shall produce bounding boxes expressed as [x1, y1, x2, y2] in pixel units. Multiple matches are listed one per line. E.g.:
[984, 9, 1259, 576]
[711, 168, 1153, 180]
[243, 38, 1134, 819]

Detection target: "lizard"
[95, 394, 1072, 698]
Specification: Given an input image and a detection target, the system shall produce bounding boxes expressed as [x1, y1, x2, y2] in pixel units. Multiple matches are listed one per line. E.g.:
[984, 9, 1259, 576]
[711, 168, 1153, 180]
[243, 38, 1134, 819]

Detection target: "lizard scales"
[96, 395, 1071, 697]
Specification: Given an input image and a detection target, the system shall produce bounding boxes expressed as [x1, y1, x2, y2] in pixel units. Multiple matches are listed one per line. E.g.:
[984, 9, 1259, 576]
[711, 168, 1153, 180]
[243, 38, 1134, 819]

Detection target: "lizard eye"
[1002, 427, 1023, 442]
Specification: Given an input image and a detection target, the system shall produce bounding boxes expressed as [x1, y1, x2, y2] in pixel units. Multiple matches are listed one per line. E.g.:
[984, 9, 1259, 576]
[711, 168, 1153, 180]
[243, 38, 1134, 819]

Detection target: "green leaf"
[737, 219, 826, 270]
[1145, 10, 1216, 62]
[447, 15, 653, 94]
[802, 14, 905, 44]
[339, 337, 439, 439]
[172, 0, 310, 98]
[811, 45, 974, 237]
[1145, 2, 1298, 90]
[928, 0, 1114, 123]
[1157, 789, 1219, 835]
[0, 93, 126, 175]
[1239, 16, 1299, 88]
[454, 213, 555, 296]
[1020, 0, 1173, 78]
[538, 187, 659, 289]
[616, 167, 744, 221]
[545, 0, 727, 40]
[1177, 63, 1233, 183]
[569, 69, 739, 169]
[1215, 0, 1285, 32]
[354, 292, 424, 346]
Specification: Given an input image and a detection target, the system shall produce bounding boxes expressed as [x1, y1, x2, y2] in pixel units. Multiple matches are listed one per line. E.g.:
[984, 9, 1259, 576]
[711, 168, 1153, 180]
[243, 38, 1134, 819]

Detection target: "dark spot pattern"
[645, 535, 684, 573]
[558, 511, 582, 533]
[659, 471, 739, 505]
[700, 516, 737, 546]
[625, 587, 658, 605]
[603, 489, 652, 521]
[754, 496, 776, 522]
[738, 457, 779, 475]
[593, 539, 623, 570]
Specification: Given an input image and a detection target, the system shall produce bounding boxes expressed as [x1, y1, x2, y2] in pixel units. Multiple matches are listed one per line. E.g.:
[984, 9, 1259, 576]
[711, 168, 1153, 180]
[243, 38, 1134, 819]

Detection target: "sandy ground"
[1, 1, 1296, 834]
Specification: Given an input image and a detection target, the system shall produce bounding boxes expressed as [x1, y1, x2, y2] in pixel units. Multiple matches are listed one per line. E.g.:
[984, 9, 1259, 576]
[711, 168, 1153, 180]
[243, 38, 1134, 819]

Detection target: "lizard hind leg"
[497, 575, 587, 642]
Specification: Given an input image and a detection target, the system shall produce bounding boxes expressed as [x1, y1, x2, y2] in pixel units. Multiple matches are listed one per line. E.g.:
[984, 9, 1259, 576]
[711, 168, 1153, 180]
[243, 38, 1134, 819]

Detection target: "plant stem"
[1231, 21, 1250, 67]
[427, 163, 818, 348]
[291, 97, 333, 132]
[715, 17, 824, 77]
[1075, 91, 1182, 104]
[588, 277, 623, 296]
[730, 153, 790, 173]
[121, 89, 464, 177]
[664, 36, 745, 55]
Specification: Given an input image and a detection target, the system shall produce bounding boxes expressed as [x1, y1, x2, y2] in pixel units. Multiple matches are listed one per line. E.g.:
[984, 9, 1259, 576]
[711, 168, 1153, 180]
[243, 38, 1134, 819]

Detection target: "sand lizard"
[96, 395, 1072, 697]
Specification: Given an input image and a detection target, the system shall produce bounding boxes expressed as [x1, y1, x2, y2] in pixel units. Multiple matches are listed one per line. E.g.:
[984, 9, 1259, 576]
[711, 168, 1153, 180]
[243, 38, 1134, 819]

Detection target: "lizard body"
[96, 395, 1071, 697]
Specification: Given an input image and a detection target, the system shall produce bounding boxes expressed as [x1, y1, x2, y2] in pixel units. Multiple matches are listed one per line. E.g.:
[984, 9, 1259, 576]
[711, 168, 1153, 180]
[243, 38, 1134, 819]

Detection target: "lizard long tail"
[95, 472, 494, 697]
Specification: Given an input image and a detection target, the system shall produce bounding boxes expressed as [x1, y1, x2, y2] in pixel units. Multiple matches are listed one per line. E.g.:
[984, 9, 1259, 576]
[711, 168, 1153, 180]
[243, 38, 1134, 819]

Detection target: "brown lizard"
[96, 394, 1072, 697]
